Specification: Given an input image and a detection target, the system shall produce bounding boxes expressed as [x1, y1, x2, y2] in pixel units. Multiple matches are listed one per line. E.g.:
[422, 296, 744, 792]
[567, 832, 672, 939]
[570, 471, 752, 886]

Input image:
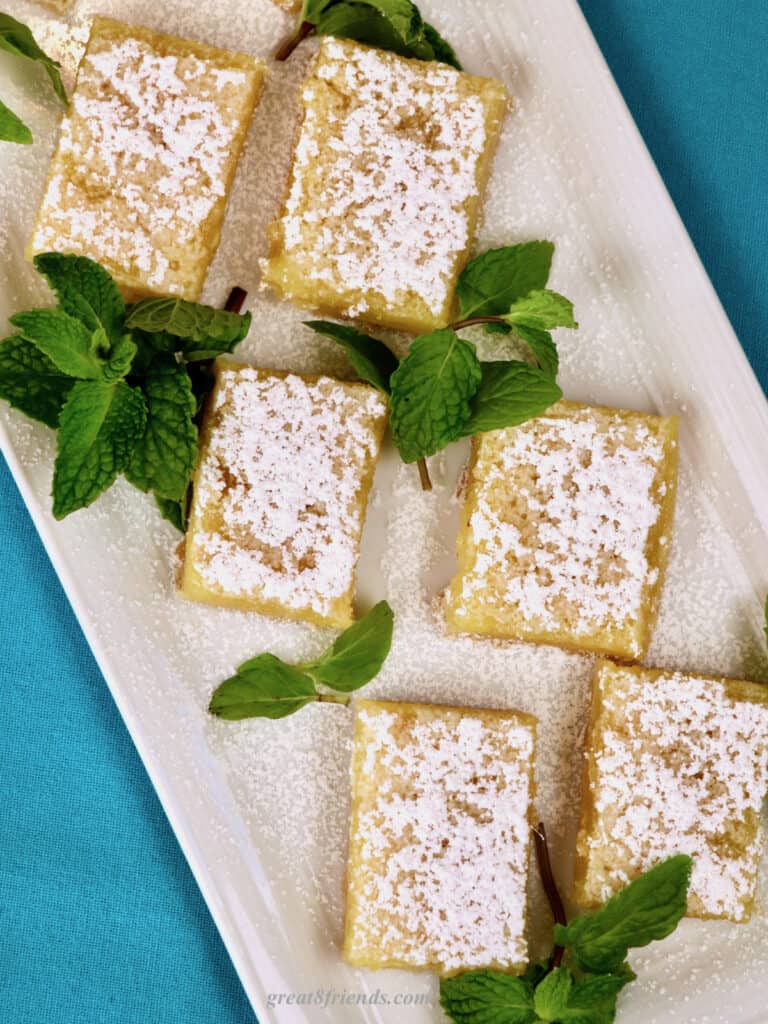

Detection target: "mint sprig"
[554, 856, 692, 974]
[0, 253, 251, 524]
[0, 14, 67, 145]
[209, 600, 394, 721]
[275, 0, 460, 68]
[306, 241, 575, 487]
[440, 826, 692, 1024]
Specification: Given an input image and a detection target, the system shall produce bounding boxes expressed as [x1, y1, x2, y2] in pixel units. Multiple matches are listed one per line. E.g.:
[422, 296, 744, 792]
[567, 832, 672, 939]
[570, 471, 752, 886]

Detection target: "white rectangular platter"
[2, 1, 768, 1021]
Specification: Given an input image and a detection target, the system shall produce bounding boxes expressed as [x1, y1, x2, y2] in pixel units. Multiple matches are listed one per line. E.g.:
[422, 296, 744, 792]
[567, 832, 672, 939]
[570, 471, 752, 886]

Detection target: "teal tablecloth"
[1, 2, 767, 1021]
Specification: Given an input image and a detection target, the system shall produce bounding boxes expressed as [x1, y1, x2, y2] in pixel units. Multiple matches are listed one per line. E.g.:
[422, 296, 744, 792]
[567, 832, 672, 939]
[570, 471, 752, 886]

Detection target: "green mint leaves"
[0, 335, 73, 428]
[440, 972, 537, 1024]
[0, 253, 251, 524]
[299, 599, 394, 690]
[390, 330, 481, 462]
[304, 320, 399, 392]
[441, 855, 692, 1024]
[0, 97, 32, 144]
[209, 601, 394, 721]
[462, 361, 562, 437]
[210, 655, 321, 721]
[456, 242, 555, 323]
[124, 358, 198, 502]
[125, 297, 252, 358]
[0, 14, 67, 145]
[53, 381, 147, 520]
[554, 855, 693, 974]
[279, 0, 460, 68]
[310, 242, 574, 470]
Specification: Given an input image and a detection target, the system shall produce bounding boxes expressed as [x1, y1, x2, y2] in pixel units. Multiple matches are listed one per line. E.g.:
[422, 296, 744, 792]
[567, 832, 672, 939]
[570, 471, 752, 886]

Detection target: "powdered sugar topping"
[454, 408, 670, 652]
[272, 38, 494, 316]
[587, 666, 768, 920]
[190, 367, 387, 618]
[30, 21, 258, 296]
[347, 703, 534, 972]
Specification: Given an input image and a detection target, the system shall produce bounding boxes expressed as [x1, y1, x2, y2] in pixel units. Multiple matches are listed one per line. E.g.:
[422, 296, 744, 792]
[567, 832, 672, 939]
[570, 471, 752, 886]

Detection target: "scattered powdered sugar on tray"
[1, 2, 768, 1022]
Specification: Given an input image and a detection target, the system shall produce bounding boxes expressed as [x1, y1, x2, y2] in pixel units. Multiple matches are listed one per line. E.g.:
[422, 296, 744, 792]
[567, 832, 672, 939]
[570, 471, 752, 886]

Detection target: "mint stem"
[417, 457, 432, 491]
[532, 821, 567, 971]
[225, 286, 247, 315]
[451, 315, 507, 331]
[316, 692, 351, 707]
[275, 20, 315, 61]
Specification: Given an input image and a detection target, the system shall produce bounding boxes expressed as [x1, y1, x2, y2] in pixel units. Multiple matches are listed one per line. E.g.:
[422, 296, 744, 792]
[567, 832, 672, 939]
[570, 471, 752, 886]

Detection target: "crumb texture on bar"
[28, 17, 264, 300]
[576, 661, 768, 921]
[445, 402, 678, 659]
[264, 38, 509, 333]
[344, 700, 535, 975]
[181, 362, 388, 628]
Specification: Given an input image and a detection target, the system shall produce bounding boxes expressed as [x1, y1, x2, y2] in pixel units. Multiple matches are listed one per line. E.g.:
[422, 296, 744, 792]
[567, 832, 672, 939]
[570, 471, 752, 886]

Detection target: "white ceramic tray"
[2, 1, 768, 1021]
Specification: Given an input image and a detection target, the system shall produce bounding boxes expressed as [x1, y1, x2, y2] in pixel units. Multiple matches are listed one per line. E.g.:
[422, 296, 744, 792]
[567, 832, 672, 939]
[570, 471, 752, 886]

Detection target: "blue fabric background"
[1, 2, 767, 1021]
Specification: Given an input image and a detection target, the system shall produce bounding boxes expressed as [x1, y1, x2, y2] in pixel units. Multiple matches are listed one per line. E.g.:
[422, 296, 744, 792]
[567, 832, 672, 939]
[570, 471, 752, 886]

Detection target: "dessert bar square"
[263, 38, 509, 334]
[35, 0, 74, 11]
[181, 360, 388, 628]
[344, 699, 536, 975]
[27, 17, 264, 300]
[444, 402, 678, 660]
[576, 661, 768, 921]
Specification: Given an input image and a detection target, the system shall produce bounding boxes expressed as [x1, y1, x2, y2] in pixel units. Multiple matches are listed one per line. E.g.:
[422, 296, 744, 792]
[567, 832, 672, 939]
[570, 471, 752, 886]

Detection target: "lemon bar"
[27, 17, 264, 301]
[575, 661, 768, 921]
[344, 699, 536, 975]
[444, 402, 679, 660]
[35, 0, 73, 11]
[263, 38, 509, 333]
[181, 360, 388, 628]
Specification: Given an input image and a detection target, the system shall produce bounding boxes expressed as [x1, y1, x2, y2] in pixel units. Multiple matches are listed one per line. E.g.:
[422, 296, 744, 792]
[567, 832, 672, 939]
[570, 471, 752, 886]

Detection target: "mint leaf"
[304, 0, 460, 67]
[462, 361, 562, 436]
[52, 381, 147, 519]
[0, 97, 32, 144]
[422, 21, 461, 68]
[504, 289, 578, 332]
[457, 242, 555, 324]
[154, 493, 187, 533]
[10, 309, 108, 380]
[390, 329, 481, 462]
[0, 13, 67, 104]
[125, 358, 197, 502]
[34, 253, 126, 346]
[555, 855, 692, 974]
[515, 325, 559, 380]
[440, 971, 536, 1024]
[304, 320, 399, 392]
[103, 335, 137, 381]
[209, 654, 319, 721]
[130, 329, 176, 376]
[0, 334, 73, 427]
[305, 600, 394, 691]
[533, 968, 573, 1022]
[558, 972, 634, 1024]
[125, 297, 251, 352]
